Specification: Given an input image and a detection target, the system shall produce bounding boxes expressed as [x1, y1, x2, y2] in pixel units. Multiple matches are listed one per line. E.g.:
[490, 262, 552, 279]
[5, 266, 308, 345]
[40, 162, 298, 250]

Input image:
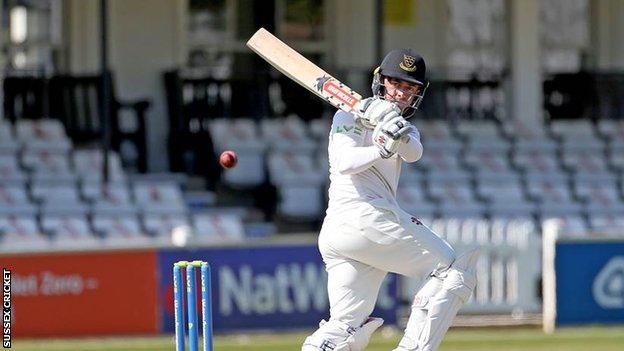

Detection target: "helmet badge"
[399, 54, 417, 72]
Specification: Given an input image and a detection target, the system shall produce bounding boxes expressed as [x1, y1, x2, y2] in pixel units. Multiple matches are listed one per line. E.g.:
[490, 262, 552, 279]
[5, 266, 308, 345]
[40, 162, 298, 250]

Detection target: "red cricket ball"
[219, 150, 238, 169]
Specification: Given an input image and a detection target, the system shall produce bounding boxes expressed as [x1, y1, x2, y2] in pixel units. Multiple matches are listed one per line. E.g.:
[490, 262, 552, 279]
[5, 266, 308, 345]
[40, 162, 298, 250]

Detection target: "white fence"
[400, 217, 542, 314]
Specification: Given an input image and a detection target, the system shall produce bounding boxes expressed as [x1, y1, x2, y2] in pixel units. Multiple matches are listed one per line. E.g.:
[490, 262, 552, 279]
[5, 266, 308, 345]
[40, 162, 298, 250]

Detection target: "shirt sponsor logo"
[335, 125, 363, 135]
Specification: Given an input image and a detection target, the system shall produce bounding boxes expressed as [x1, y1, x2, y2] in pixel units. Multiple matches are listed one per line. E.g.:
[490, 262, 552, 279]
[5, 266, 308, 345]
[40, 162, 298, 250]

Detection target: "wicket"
[173, 260, 213, 351]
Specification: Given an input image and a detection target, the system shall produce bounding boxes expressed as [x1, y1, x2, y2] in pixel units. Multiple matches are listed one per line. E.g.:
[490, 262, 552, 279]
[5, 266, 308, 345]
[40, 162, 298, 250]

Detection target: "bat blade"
[246, 28, 362, 114]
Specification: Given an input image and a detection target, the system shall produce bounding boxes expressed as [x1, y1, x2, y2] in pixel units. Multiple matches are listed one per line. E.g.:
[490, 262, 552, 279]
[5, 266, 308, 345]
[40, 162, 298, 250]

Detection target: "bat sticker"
[315, 75, 332, 92]
[317, 75, 358, 109]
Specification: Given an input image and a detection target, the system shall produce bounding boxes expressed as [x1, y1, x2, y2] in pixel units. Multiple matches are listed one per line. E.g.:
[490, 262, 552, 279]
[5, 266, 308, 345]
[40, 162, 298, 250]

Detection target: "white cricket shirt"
[324, 110, 423, 222]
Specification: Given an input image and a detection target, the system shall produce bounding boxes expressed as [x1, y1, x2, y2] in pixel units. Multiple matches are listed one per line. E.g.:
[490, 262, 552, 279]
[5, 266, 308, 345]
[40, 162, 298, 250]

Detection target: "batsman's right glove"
[356, 97, 401, 129]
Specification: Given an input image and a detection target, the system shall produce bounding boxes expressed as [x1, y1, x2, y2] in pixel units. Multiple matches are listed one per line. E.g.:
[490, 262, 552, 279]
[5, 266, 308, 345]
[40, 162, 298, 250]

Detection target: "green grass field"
[14, 326, 624, 351]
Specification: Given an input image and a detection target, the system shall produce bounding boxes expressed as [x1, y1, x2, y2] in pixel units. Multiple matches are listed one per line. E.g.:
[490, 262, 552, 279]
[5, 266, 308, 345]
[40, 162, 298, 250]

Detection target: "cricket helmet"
[372, 48, 429, 118]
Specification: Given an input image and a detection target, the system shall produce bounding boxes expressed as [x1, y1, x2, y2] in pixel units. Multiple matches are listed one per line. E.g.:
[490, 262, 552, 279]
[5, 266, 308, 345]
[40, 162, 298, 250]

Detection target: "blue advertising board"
[556, 241, 624, 326]
[158, 244, 398, 332]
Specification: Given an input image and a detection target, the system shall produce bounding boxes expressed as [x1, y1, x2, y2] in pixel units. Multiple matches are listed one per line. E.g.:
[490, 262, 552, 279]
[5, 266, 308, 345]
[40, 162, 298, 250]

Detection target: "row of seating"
[209, 116, 624, 155]
[208, 115, 624, 221]
[397, 176, 624, 219]
[1, 118, 126, 185]
[0, 118, 72, 153]
[212, 117, 624, 183]
[0, 181, 187, 216]
[3, 115, 623, 233]
[0, 212, 245, 249]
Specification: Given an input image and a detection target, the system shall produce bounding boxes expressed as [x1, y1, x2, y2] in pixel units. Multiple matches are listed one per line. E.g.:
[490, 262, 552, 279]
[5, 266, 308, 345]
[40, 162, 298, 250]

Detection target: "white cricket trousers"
[318, 215, 455, 327]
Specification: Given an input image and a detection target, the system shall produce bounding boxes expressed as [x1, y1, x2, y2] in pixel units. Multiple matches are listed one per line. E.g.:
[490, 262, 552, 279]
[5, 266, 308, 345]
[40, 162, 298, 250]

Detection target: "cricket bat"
[246, 28, 363, 115]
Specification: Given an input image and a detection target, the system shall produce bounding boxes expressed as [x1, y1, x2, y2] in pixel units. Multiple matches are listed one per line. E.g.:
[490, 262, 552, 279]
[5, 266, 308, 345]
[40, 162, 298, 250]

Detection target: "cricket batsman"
[301, 48, 479, 351]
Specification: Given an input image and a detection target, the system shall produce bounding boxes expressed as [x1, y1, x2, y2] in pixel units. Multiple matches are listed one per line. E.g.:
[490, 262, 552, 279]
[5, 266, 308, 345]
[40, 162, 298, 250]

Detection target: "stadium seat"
[589, 214, 624, 236]
[193, 213, 245, 242]
[476, 177, 536, 217]
[418, 120, 462, 151]
[526, 174, 583, 217]
[513, 150, 561, 174]
[429, 179, 485, 217]
[503, 119, 550, 140]
[561, 149, 609, 174]
[455, 119, 505, 143]
[277, 185, 324, 220]
[15, 119, 72, 153]
[573, 172, 618, 187]
[473, 169, 520, 186]
[0, 185, 37, 215]
[464, 148, 513, 173]
[549, 119, 597, 140]
[476, 172, 522, 189]
[23, 150, 77, 185]
[268, 152, 325, 220]
[268, 152, 325, 185]
[261, 115, 317, 155]
[31, 184, 88, 216]
[0, 154, 27, 185]
[0, 215, 48, 247]
[92, 213, 145, 241]
[419, 148, 464, 173]
[133, 181, 187, 215]
[0, 120, 19, 154]
[73, 149, 126, 184]
[574, 180, 624, 214]
[83, 182, 138, 215]
[41, 215, 97, 242]
[143, 214, 191, 238]
[209, 118, 264, 150]
[606, 142, 624, 171]
[464, 137, 511, 154]
[596, 119, 624, 141]
[427, 169, 472, 185]
[560, 136, 605, 155]
[505, 119, 559, 154]
[221, 151, 267, 188]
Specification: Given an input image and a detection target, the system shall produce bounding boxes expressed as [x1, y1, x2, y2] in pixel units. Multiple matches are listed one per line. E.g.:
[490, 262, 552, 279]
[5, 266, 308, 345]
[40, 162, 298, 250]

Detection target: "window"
[186, 0, 328, 75]
[1, 0, 65, 74]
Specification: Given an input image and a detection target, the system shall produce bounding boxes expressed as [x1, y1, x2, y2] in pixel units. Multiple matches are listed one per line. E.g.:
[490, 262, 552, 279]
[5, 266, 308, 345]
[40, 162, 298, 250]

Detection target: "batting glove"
[372, 115, 413, 158]
[356, 97, 401, 129]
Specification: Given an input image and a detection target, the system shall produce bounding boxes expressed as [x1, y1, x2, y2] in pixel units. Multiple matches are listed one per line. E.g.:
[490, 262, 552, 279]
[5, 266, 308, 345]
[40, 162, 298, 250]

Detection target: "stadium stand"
[2, 74, 149, 172]
[0, 116, 251, 248]
[3, 74, 623, 248]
